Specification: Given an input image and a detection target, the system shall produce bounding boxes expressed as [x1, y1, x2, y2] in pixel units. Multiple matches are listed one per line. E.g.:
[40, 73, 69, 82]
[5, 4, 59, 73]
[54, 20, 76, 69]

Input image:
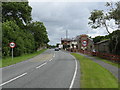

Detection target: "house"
[76, 34, 94, 51]
[61, 38, 72, 50]
[61, 38, 78, 50]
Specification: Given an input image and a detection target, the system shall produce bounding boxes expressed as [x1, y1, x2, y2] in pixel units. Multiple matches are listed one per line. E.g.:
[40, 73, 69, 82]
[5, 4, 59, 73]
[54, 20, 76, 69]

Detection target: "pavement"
[78, 52, 120, 81]
[1, 49, 80, 89]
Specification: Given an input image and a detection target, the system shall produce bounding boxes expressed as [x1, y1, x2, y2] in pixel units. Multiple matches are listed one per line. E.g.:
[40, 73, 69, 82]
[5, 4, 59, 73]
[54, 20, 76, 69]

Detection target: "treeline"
[2, 2, 49, 57]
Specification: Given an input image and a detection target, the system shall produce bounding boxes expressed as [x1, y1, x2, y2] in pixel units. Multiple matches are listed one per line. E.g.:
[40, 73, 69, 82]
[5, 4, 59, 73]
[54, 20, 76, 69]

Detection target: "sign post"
[9, 42, 16, 60]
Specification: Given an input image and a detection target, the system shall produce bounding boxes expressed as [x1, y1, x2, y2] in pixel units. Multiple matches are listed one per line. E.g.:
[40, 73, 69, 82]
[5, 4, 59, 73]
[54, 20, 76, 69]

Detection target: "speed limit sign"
[9, 42, 16, 60]
[82, 40, 88, 47]
[9, 42, 16, 48]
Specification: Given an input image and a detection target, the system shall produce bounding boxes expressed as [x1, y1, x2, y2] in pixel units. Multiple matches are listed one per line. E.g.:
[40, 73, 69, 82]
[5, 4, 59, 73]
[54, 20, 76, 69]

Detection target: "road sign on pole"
[9, 42, 16, 60]
[82, 40, 88, 47]
[9, 42, 16, 48]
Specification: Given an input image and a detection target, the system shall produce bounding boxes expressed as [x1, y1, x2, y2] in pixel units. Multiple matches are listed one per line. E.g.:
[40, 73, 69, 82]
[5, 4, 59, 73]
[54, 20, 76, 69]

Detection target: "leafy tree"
[27, 21, 49, 50]
[2, 20, 35, 57]
[93, 30, 120, 55]
[109, 30, 120, 55]
[2, 20, 21, 57]
[88, 10, 110, 34]
[89, 1, 120, 33]
[2, 2, 32, 28]
[2, 2, 49, 57]
[89, 2, 120, 55]
[93, 36, 105, 43]
[106, 1, 120, 28]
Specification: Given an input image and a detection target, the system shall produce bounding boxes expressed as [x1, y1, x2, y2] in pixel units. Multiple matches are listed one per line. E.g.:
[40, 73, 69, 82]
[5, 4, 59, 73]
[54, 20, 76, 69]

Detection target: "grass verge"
[71, 53, 118, 88]
[0, 49, 47, 68]
[94, 57, 120, 68]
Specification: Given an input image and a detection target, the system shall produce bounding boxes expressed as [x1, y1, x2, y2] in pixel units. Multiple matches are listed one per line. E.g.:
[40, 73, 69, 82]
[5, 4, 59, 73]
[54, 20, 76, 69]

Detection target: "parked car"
[54, 48, 59, 51]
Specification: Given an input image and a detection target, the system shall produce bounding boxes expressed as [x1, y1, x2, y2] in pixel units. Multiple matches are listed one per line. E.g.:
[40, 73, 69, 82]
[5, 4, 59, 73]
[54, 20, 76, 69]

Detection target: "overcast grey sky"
[28, 1, 115, 45]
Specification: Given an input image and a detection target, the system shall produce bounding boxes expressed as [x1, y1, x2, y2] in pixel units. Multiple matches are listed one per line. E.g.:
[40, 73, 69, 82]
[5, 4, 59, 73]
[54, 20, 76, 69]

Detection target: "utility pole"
[66, 30, 68, 39]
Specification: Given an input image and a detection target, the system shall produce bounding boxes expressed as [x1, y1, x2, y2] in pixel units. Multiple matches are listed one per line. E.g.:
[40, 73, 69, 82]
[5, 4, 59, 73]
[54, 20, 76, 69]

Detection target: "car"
[54, 48, 59, 51]
[49, 47, 52, 49]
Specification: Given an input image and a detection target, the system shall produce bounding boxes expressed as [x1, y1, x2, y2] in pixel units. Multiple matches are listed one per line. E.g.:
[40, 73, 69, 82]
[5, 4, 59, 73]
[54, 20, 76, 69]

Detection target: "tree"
[89, 2, 120, 55]
[106, 1, 120, 28]
[2, 2, 50, 57]
[89, 1, 120, 33]
[2, 20, 35, 57]
[93, 36, 105, 43]
[2, 2, 32, 28]
[109, 30, 120, 55]
[88, 10, 110, 34]
[27, 21, 49, 50]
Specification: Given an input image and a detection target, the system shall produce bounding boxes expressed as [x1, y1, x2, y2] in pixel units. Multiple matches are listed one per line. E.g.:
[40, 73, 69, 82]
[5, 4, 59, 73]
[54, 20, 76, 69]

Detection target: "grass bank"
[0, 49, 47, 68]
[71, 53, 118, 88]
[94, 57, 120, 68]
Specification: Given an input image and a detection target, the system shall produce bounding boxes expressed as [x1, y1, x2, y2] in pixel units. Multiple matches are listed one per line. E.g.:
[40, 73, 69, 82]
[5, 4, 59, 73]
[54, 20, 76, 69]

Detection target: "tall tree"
[88, 1, 120, 33]
[2, 2, 32, 28]
[2, 2, 50, 57]
[88, 2, 120, 55]
[106, 1, 120, 29]
[2, 20, 35, 57]
[27, 21, 49, 50]
[88, 10, 110, 34]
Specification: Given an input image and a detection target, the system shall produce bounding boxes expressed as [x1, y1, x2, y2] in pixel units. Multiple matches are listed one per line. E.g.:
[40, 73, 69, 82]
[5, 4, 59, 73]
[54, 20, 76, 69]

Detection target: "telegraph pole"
[66, 30, 68, 39]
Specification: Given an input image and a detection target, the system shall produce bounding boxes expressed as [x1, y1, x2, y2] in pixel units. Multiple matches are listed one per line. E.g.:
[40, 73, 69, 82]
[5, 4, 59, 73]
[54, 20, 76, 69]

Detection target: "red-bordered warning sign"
[9, 42, 16, 48]
[82, 40, 88, 47]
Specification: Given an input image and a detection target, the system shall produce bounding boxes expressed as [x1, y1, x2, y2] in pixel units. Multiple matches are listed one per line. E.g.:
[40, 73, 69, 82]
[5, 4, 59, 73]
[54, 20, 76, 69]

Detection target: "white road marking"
[49, 59, 53, 61]
[36, 62, 47, 69]
[0, 73, 27, 86]
[53, 53, 55, 57]
[69, 55, 78, 89]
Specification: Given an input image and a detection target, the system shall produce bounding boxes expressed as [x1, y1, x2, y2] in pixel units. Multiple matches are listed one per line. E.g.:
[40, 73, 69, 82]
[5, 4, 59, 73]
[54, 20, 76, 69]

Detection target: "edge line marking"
[69, 55, 78, 89]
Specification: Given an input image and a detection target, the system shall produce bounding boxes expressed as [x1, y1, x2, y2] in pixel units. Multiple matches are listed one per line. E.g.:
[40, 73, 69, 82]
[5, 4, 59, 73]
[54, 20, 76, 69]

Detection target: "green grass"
[71, 53, 118, 88]
[94, 57, 120, 68]
[0, 49, 47, 68]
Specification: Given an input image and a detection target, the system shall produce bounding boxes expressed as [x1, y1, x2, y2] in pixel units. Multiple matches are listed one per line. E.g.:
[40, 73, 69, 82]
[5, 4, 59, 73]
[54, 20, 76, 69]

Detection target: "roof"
[96, 40, 110, 44]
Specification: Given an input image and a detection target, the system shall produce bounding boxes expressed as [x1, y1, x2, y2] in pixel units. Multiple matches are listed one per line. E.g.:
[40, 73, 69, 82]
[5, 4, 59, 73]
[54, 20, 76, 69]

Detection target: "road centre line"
[36, 62, 47, 69]
[0, 73, 27, 86]
[69, 55, 78, 89]
[49, 59, 53, 61]
[53, 53, 55, 57]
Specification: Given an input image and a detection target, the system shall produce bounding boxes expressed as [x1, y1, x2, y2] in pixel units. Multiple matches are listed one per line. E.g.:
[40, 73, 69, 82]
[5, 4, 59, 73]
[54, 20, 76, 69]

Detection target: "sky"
[28, 1, 116, 45]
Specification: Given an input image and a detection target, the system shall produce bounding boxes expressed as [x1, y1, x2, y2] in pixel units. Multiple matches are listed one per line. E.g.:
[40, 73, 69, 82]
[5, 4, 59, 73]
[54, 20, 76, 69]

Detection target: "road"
[1, 49, 80, 89]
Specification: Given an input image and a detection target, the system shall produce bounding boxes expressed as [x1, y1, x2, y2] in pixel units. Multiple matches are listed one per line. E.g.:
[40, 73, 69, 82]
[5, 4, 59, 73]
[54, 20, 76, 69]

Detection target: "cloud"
[28, 1, 113, 45]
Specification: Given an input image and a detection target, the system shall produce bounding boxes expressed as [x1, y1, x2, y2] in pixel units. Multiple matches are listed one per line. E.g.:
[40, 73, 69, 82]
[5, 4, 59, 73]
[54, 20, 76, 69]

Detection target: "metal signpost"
[9, 42, 16, 60]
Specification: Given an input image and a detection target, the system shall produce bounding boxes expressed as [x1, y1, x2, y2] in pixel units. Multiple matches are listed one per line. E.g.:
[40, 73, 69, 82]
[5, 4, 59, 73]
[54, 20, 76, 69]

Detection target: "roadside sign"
[9, 42, 16, 48]
[9, 42, 16, 60]
[82, 40, 88, 47]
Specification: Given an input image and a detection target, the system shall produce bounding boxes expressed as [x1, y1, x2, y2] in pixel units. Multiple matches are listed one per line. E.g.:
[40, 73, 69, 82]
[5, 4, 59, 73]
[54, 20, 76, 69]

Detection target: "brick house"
[76, 34, 94, 51]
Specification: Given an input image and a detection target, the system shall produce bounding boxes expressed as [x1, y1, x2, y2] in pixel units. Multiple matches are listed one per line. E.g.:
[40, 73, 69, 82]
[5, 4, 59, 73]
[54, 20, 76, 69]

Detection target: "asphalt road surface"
[1, 49, 80, 89]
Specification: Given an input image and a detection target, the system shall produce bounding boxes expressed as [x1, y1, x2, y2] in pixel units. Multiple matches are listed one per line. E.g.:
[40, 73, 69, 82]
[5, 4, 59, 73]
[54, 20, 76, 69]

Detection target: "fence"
[69, 49, 120, 62]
